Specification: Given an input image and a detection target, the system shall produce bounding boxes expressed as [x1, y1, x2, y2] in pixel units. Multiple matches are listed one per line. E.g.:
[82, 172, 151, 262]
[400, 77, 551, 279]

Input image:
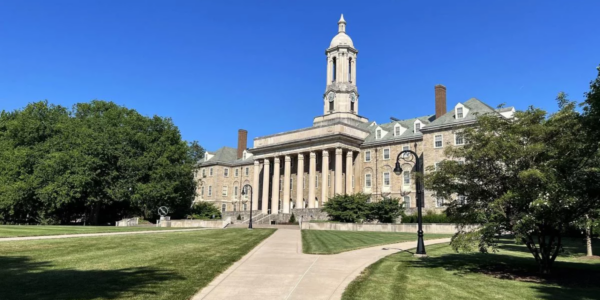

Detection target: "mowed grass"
[302, 230, 452, 254]
[0, 225, 189, 238]
[0, 228, 275, 300]
[343, 237, 600, 300]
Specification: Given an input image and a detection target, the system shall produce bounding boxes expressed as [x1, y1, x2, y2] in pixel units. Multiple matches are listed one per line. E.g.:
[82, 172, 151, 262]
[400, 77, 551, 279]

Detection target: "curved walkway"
[193, 229, 450, 300]
[0, 228, 211, 242]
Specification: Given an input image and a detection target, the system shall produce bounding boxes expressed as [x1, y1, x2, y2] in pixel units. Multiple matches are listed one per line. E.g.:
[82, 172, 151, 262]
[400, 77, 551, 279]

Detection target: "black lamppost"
[393, 146, 426, 256]
[241, 184, 253, 230]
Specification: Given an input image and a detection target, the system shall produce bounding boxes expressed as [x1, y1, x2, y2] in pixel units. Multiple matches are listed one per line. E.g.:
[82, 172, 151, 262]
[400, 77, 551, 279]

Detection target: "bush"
[322, 194, 405, 223]
[322, 193, 371, 223]
[289, 213, 297, 224]
[401, 210, 456, 223]
[189, 202, 222, 219]
[368, 197, 405, 223]
[237, 214, 242, 220]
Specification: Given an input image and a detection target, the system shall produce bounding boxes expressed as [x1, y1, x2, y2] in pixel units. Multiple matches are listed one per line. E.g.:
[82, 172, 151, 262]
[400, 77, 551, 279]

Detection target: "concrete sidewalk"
[193, 229, 450, 300]
[0, 228, 211, 242]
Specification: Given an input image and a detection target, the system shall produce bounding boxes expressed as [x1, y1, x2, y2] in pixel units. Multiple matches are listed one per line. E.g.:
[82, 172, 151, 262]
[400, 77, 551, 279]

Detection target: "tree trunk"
[585, 215, 593, 257]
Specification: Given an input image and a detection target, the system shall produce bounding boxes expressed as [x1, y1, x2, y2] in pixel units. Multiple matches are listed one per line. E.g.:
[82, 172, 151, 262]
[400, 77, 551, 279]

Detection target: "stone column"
[346, 151, 353, 195]
[321, 150, 329, 204]
[296, 153, 304, 209]
[252, 160, 260, 210]
[308, 152, 316, 208]
[335, 148, 343, 194]
[271, 157, 280, 215]
[261, 159, 270, 214]
[283, 155, 291, 213]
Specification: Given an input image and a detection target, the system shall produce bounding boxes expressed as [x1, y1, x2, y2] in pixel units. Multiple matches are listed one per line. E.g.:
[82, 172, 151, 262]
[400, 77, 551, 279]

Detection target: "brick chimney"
[435, 84, 447, 119]
[237, 129, 248, 159]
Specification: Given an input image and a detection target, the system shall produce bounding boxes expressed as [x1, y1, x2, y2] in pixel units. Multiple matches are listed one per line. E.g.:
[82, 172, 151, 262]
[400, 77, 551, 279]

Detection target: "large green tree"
[425, 69, 600, 273]
[0, 100, 203, 225]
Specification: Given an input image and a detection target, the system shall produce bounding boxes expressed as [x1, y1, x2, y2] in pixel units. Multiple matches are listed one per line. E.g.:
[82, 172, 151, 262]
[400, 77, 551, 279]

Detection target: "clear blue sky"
[1, 1, 598, 151]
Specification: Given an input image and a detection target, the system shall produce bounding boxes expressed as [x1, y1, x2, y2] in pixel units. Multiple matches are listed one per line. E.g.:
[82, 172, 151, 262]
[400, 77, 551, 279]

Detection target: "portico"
[251, 140, 363, 214]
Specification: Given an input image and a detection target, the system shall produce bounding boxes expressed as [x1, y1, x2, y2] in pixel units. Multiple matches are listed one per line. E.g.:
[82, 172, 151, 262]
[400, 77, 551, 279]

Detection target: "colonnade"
[251, 148, 355, 214]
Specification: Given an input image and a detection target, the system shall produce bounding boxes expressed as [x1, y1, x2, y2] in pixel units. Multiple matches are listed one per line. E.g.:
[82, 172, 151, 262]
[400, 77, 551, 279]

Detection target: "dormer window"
[414, 121, 422, 133]
[455, 103, 469, 119]
[394, 126, 400, 136]
[376, 129, 382, 139]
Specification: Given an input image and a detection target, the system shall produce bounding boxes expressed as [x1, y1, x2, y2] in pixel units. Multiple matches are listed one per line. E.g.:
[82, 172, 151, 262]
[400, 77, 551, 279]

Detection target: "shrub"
[368, 197, 405, 223]
[189, 202, 222, 219]
[289, 213, 297, 224]
[322, 193, 371, 223]
[237, 214, 242, 220]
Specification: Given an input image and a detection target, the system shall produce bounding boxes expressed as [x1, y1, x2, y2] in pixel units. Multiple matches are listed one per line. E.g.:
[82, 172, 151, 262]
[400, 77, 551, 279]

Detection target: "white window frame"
[414, 121, 422, 133]
[383, 148, 390, 160]
[383, 172, 390, 186]
[222, 186, 228, 197]
[223, 168, 229, 177]
[221, 203, 227, 212]
[403, 195, 410, 208]
[245, 167, 249, 176]
[457, 107, 463, 119]
[365, 173, 372, 188]
[202, 169, 206, 177]
[208, 186, 212, 196]
[376, 129, 382, 139]
[234, 168, 239, 177]
[243, 203, 247, 211]
[403, 171, 410, 185]
[434, 162, 440, 171]
[201, 186, 205, 196]
[209, 168, 213, 176]
[234, 186, 239, 198]
[436, 197, 445, 207]
[434, 134, 443, 148]
[364, 150, 371, 162]
[402, 145, 410, 158]
[455, 132, 465, 145]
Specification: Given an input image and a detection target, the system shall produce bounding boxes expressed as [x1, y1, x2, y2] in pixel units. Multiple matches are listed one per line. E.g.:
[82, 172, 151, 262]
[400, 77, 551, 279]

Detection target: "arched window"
[348, 57, 352, 82]
[332, 57, 337, 82]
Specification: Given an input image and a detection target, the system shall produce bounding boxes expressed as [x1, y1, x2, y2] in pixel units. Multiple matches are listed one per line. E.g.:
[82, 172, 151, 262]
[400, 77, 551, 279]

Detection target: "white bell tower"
[316, 15, 365, 126]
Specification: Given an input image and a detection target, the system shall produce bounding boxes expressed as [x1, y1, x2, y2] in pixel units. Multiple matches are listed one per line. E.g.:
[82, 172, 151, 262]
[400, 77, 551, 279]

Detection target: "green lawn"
[0, 225, 190, 238]
[343, 237, 600, 300]
[0, 228, 275, 300]
[302, 230, 452, 254]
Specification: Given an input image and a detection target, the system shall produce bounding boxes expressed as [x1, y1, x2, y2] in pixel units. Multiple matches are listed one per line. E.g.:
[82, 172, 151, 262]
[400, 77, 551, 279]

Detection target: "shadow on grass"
[0, 256, 181, 300]
[408, 245, 600, 300]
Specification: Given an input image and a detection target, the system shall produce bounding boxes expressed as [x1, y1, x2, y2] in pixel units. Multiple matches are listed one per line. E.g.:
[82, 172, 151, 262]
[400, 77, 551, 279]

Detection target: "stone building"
[195, 15, 515, 217]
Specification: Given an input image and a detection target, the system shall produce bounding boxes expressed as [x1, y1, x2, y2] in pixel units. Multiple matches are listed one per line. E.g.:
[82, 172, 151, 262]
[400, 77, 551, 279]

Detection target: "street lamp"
[393, 145, 426, 256]
[241, 184, 253, 230]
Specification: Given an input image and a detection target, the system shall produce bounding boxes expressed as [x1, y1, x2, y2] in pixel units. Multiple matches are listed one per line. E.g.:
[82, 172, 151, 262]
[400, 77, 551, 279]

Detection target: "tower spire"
[338, 14, 346, 33]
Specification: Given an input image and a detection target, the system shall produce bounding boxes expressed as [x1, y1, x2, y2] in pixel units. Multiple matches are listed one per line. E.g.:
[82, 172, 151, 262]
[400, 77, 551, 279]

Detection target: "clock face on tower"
[328, 92, 335, 102]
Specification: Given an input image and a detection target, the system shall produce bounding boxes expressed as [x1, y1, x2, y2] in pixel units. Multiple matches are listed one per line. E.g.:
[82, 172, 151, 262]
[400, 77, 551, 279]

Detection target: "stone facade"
[194, 15, 515, 218]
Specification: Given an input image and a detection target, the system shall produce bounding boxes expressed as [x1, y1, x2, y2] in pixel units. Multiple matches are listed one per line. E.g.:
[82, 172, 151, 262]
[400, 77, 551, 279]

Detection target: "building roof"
[422, 98, 497, 131]
[362, 115, 435, 146]
[198, 146, 254, 167]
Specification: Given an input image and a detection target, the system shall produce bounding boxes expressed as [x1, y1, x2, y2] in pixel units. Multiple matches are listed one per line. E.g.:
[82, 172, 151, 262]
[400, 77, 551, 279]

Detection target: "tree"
[322, 193, 371, 223]
[425, 95, 599, 274]
[368, 197, 405, 223]
[189, 202, 221, 219]
[288, 213, 297, 224]
[0, 100, 204, 225]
